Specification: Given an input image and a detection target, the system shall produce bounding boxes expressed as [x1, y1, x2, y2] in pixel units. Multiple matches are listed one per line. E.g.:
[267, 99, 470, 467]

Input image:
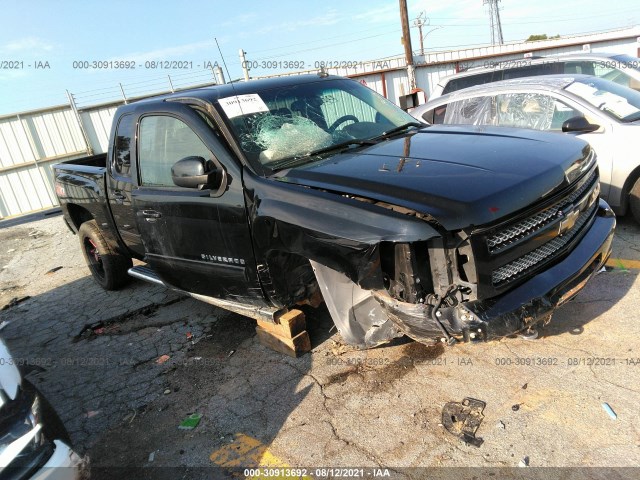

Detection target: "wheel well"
[67, 204, 94, 231]
[264, 251, 318, 306]
[619, 165, 640, 215]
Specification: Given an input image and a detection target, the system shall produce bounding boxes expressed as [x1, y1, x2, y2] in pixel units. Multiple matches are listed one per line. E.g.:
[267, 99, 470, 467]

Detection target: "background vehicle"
[412, 74, 640, 223]
[0, 339, 82, 479]
[431, 52, 640, 97]
[53, 74, 614, 349]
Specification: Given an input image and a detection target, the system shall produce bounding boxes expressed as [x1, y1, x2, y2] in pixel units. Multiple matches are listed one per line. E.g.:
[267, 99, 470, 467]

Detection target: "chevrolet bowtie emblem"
[558, 207, 580, 236]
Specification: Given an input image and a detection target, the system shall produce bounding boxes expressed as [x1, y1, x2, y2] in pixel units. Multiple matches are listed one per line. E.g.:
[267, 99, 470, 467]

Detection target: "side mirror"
[171, 156, 219, 190]
[562, 116, 600, 133]
[628, 78, 640, 91]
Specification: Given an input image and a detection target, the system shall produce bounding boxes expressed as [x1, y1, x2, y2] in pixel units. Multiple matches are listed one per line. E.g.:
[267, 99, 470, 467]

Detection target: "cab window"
[442, 72, 495, 94]
[138, 116, 212, 187]
[113, 114, 135, 177]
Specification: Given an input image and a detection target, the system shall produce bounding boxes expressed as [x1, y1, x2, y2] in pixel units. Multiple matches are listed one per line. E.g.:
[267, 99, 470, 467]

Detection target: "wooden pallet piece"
[255, 309, 311, 357]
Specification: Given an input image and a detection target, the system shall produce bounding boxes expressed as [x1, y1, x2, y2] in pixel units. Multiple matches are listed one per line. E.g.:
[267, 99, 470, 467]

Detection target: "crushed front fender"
[374, 200, 616, 344]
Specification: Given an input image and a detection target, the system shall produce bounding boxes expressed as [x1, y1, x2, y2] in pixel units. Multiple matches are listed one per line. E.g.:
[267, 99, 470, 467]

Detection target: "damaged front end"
[306, 171, 614, 349]
[247, 155, 615, 349]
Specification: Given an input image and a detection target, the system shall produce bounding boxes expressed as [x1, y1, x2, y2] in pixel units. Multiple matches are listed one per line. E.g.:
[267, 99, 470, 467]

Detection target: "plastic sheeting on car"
[495, 93, 556, 130]
[443, 93, 559, 131]
[443, 96, 494, 126]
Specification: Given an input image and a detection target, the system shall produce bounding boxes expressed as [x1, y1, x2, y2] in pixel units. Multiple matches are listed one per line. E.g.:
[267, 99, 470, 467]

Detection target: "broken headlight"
[0, 385, 54, 476]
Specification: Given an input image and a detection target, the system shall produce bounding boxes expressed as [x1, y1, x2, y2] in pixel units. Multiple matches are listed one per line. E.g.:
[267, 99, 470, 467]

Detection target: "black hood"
[276, 125, 592, 230]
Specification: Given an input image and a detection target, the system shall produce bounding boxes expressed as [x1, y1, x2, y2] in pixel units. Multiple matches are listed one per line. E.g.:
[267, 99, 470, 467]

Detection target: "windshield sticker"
[218, 94, 269, 118]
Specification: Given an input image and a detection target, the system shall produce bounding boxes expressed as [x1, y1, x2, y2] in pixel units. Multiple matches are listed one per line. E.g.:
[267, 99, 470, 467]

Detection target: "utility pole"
[399, 0, 416, 89]
[413, 12, 426, 56]
[239, 49, 250, 81]
[483, 0, 504, 45]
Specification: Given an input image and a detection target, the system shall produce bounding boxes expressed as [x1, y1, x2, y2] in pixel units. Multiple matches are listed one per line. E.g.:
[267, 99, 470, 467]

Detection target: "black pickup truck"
[53, 74, 615, 348]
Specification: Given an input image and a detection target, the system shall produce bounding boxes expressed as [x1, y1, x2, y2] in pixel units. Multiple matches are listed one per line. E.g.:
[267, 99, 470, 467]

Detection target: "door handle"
[112, 190, 126, 204]
[142, 210, 162, 219]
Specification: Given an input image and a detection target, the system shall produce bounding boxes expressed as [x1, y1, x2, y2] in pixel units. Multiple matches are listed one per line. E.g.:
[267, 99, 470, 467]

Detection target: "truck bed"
[53, 153, 110, 234]
[56, 152, 107, 171]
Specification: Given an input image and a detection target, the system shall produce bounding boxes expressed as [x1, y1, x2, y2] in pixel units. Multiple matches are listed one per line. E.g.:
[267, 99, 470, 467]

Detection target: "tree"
[526, 34, 560, 42]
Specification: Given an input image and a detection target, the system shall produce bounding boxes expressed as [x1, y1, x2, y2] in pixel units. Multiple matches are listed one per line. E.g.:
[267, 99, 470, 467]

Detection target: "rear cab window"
[112, 114, 135, 178]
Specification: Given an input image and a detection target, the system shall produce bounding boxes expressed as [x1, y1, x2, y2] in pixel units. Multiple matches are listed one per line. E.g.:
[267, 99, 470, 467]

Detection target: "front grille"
[491, 200, 597, 286]
[487, 169, 598, 253]
[470, 165, 600, 299]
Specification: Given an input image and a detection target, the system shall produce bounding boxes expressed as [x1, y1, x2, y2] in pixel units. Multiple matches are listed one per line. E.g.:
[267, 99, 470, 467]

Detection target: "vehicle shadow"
[539, 268, 638, 338]
[0, 269, 326, 480]
[540, 215, 639, 338]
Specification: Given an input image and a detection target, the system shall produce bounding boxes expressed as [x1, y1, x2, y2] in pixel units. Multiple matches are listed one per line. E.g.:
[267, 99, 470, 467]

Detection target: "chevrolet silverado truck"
[53, 74, 615, 348]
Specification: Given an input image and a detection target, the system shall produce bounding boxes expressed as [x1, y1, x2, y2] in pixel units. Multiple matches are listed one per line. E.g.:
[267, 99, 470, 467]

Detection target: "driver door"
[131, 103, 264, 304]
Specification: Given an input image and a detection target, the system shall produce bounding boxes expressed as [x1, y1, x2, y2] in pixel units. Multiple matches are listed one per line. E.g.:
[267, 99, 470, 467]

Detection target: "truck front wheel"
[78, 220, 132, 290]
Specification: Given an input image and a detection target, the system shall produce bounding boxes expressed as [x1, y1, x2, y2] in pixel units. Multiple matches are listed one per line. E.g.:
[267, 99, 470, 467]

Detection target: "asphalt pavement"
[1, 214, 638, 479]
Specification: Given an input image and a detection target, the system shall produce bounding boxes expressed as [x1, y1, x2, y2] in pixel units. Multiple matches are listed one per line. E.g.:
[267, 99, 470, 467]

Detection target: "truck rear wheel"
[631, 177, 640, 225]
[78, 220, 132, 290]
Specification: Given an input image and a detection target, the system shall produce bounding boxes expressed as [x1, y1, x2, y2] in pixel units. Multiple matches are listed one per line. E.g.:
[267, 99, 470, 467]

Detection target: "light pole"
[413, 12, 427, 56]
[413, 12, 443, 56]
[420, 26, 443, 56]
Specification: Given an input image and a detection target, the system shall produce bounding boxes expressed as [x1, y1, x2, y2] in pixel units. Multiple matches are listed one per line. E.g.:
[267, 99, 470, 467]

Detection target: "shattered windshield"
[216, 78, 417, 168]
[565, 76, 640, 122]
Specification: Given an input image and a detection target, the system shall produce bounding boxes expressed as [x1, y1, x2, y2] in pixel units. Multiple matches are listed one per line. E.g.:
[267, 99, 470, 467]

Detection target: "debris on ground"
[518, 456, 530, 467]
[497, 420, 506, 429]
[156, 354, 170, 364]
[602, 402, 617, 420]
[148, 451, 155, 462]
[123, 411, 137, 424]
[186, 332, 193, 341]
[163, 388, 171, 395]
[227, 350, 235, 357]
[1, 296, 31, 311]
[0, 320, 10, 331]
[518, 328, 539, 340]
[45, 266, 63, 275]
[522, 383, 528, 390]
[85, 410, 100, 418]
[512, 403, 522, 412]
[441, 397, 486, 447]
[178, 413, 202, 430]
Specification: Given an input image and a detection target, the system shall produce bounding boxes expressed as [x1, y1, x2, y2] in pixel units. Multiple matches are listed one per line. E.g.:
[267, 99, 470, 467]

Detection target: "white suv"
[431, 52, 640, 98]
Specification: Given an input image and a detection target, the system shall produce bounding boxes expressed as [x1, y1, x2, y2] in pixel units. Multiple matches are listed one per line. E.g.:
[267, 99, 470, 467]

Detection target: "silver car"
[411, 74, 640, 223]
[431, 52, 640, 98]
[0, 339, 82, 479]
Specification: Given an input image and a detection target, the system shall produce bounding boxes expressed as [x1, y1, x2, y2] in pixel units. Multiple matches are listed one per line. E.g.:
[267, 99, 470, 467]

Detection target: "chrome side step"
[128, 265, 164, 286]
[127, 265, 283, 323]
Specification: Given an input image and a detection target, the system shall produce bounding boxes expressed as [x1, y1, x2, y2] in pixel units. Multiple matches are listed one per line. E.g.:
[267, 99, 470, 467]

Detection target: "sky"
[0, 0, 639, 115]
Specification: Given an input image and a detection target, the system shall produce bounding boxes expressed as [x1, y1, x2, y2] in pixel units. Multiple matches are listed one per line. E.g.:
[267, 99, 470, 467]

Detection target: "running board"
[128, 265, 283, 323]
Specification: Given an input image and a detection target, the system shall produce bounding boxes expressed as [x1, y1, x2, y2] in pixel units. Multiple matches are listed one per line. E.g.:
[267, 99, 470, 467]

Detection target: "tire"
[78, 219, 132, 290]
[631, 177, 640, 225]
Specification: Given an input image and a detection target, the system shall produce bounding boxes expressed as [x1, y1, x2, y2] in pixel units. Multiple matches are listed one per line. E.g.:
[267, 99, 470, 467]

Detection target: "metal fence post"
[119, 83, 128, 104]
[66, 90, 94, 156]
